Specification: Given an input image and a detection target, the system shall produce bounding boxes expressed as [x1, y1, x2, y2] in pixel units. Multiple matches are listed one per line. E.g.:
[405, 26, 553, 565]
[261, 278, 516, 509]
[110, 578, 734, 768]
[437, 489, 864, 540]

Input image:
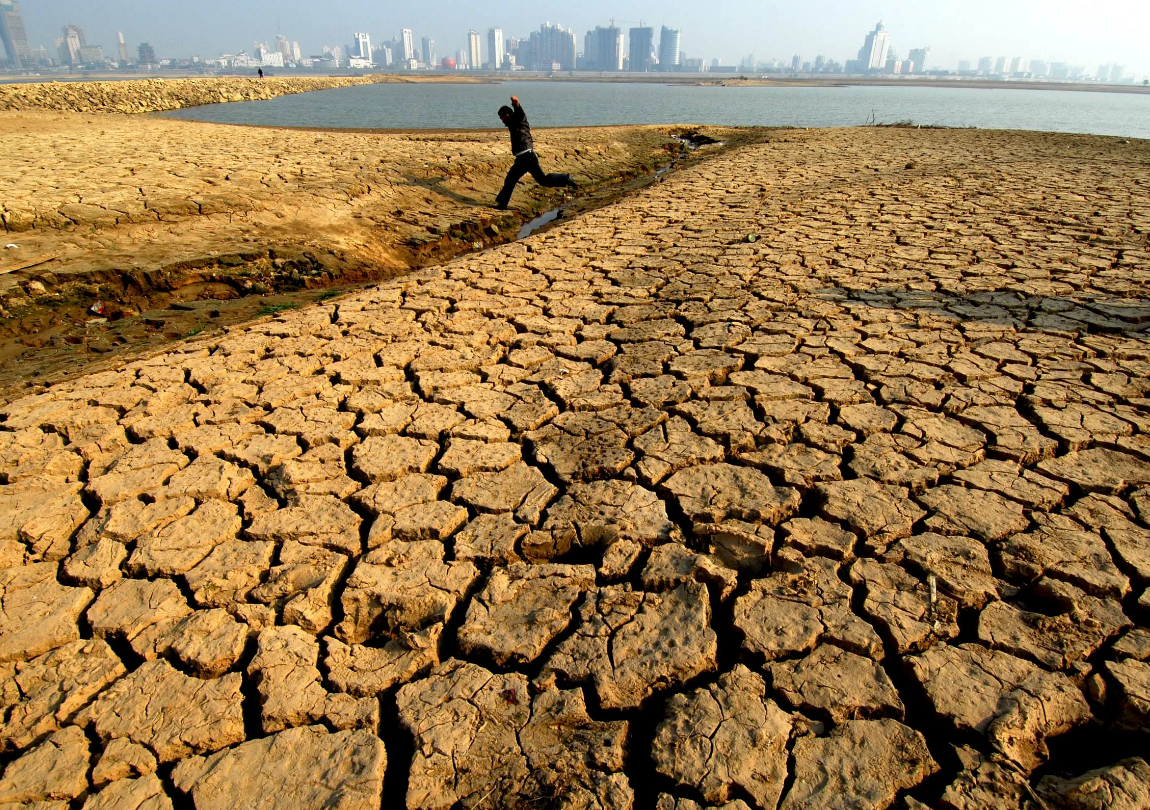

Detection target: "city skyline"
[5, 1, 1150, 77]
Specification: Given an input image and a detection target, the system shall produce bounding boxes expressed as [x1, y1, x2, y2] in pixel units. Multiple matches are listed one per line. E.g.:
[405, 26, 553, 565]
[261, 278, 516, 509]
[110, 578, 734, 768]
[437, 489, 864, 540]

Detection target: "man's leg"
[496, 157, 531, 208]
[525, 152, 576, 189]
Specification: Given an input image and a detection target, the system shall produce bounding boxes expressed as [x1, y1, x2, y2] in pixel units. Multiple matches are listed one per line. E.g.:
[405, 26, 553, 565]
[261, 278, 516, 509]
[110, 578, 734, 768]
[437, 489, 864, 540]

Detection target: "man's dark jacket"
[506, 102, 534, 154]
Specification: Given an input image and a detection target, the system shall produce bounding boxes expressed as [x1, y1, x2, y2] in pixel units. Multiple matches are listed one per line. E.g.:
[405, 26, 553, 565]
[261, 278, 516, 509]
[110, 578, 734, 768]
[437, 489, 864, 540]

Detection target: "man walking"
[495, 96, 576, 210]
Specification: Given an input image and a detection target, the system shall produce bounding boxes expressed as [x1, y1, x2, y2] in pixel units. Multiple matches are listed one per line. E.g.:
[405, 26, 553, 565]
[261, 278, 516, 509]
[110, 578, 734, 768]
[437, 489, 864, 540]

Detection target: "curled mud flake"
[907, 642, 1091, 771]
[0, 478, 89, 563]
[887, 532, 998, 609]
[664, 462, 801, 526]
[938, 745, 1030, 810]
[335, 540, 478, 644]
[1036, 757, 1150, 810]
[998, 513, 1129, 600]
[917, 484, 1029, 542]
[734, 550, 883, 662]
[83, 772, 174, 810]
[541, 582, 719, 710]
[397, 660, 630, 810]
[0, 563, 93, 664]
[817, 478, 923, 550]
[2, 638, 125, 752]
[849, 558, 960, 654]
[91, 738, 158, 787]
[976, 578, 1131, 670]
[87, 577, 190, 646]
[1038, 448, 1150, 495]
[0, 725, 90, 805]
[245, 495, 362, 556]
[457, 563, 596, 666]
[78, 659, 244, 762]
[778, 719, 938, 810]
[541, 478, 678, 556]
[324, 625, 442, 696]
[248, 625, 376, 734]
[770, 643, 904, 724]
[448, 462, 558, 526]
[652, 664, 791, 808]
[171, 726, 385, 810]
[1103, 659, 1150, 733]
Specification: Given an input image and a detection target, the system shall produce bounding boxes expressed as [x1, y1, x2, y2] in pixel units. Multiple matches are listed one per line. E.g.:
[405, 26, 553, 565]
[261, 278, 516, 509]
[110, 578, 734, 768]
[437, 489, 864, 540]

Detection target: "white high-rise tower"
[857, 21, 891, 71]
[487, 27, 504, 70]
[352, 32, 371, 60]
[468, 30, 481, 70]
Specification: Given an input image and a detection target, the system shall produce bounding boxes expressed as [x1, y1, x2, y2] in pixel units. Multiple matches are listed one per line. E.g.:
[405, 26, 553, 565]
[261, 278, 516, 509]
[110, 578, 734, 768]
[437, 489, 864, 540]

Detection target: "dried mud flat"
[0, 104, 698, 391]
[2, 124, 1150, 810]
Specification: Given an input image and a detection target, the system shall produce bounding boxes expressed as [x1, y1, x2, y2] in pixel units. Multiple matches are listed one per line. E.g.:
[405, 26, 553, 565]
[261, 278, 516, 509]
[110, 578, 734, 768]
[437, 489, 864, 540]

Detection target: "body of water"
[159, 81, 1150, 139]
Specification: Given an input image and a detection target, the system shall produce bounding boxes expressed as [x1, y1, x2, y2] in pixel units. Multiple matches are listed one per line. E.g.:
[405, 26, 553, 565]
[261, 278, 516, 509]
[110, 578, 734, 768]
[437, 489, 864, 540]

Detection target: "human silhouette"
[494, 96, 576, 210]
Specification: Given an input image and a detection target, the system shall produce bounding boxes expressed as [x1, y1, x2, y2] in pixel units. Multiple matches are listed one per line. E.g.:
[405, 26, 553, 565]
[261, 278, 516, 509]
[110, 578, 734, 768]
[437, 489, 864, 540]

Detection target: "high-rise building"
[658, 26, 681, 71]
[1110, 64, 1124, 83]
[275, 35, 292, 60]
[814, 54, 826, 71]
[487, 28, 504, 69]
[994, 56, 1007, 74]
[292, 42, 301, 61]
[1009, 56, 1022, 74]
[977, 56, 993, 74]
[467, 30, 481, 71]
[957, 59, 973, 73]
[582, 30, 597, 70]
[456, 47, 467, 69]
[0, 0, 30, 68]
[421, 36, 435, 66]
[907, 47, 930, 73]
[628, 27, 654, 72]
[791, 55, 801, 71]
[530, 22, 575, 71]
[55, 25, 86, 66]
[583, 25, 622, 71]
[352, 33, 371, 60]
[401, 29, 415, 62]
[116, 31, 130, 62]
[856, 21, 891, 71]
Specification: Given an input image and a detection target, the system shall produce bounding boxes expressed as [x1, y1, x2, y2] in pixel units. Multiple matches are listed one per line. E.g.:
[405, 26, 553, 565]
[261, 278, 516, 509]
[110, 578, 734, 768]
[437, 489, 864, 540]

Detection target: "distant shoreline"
[1, 71, 1148, 95]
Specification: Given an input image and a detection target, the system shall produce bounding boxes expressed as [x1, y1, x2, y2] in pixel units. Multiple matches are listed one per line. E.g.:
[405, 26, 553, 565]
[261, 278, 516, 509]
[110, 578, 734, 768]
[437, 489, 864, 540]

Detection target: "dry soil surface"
[2, 126, 1150, 810]
[0, 105, 700, 392]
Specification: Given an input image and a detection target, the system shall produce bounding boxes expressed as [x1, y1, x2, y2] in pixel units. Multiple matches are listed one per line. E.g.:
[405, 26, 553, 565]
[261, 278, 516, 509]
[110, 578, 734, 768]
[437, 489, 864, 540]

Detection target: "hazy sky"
[21, 1, 1150, 75]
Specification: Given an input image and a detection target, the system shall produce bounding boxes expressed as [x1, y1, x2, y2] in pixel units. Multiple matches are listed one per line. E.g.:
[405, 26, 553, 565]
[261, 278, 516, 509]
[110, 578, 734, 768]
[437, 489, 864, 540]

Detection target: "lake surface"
[160, 81, 1150, 140]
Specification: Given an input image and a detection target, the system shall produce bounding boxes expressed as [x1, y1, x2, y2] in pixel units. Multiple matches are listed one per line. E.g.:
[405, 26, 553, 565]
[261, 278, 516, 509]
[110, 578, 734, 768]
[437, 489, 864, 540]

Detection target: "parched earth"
[0, 106, 695, 391]
[2, 126, 1150, 810]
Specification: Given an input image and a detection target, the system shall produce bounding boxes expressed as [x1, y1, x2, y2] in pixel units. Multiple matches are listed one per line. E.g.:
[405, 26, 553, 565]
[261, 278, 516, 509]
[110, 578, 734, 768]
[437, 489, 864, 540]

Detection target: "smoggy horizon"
[17, 0, 1150, 76]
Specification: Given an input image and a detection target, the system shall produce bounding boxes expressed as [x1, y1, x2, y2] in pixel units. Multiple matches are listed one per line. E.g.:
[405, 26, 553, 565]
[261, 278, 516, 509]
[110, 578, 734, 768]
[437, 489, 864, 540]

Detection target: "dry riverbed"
[0, 100, 730, 394]
[1, 79, 1150, 810]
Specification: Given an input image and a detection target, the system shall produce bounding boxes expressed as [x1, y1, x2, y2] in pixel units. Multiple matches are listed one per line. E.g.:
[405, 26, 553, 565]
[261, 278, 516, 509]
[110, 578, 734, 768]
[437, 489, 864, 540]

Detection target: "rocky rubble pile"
[1, 129, 1150, 809]
[0, 76, 389, 114]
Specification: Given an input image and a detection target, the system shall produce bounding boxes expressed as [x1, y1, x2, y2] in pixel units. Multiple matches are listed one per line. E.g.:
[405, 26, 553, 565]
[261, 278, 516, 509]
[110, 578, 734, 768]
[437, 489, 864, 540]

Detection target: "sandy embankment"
[0, 74, 488, 114]
[0, 78, 710, 392]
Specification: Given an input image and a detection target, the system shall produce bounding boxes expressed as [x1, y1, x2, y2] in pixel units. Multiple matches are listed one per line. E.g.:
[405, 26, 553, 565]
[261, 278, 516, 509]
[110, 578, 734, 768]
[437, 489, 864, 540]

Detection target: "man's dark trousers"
[496, 151, 572, 208]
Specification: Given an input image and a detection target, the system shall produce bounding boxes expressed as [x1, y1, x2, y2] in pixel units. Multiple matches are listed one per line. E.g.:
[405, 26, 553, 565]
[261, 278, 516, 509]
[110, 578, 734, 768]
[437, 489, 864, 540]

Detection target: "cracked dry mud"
[1, 121, 1150, 810]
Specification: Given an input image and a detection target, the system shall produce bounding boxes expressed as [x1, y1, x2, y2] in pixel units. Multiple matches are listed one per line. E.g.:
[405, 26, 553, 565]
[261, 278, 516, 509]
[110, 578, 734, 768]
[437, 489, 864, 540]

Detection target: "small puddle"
[517, 208, 561, 239]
